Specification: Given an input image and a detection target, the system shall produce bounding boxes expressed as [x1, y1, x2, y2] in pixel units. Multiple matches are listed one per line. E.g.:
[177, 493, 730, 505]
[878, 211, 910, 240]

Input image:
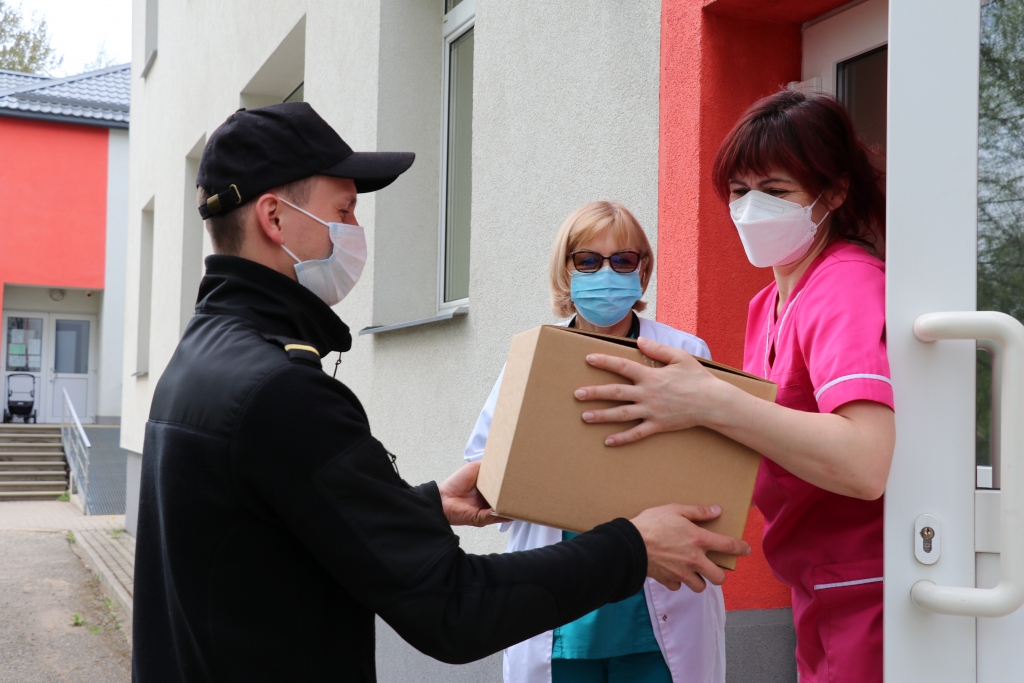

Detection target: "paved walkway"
[0, 526, 131, 681]
[0, 501, 135, 625]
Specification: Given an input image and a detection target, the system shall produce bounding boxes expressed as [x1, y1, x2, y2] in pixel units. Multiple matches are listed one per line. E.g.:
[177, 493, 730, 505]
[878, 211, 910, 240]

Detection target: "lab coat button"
[661, 615, 668, 622]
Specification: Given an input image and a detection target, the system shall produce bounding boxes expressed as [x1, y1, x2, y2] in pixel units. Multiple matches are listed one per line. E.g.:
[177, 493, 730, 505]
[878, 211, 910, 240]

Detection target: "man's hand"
[438, 461, 511, 527]
[630, 504, 751, 592]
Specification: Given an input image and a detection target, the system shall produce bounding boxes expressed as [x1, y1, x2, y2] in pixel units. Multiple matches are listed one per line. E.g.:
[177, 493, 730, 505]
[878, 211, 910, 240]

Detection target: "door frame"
[1, 310, 98, 425]
[885, 0, 983, 680]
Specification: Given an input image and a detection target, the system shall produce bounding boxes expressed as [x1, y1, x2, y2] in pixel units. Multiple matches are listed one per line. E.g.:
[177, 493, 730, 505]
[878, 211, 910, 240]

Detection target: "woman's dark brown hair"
[712, 89, 886, 254]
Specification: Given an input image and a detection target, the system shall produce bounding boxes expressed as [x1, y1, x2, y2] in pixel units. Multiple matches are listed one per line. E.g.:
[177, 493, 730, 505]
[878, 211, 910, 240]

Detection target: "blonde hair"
[548, 201, 653, 319]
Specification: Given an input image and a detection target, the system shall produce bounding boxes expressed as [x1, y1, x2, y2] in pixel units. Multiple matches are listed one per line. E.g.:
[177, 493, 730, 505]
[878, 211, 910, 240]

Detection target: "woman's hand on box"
[630, 503, 750, 592]
[438, 461, 513, 527]
[575, 337, 735, 446]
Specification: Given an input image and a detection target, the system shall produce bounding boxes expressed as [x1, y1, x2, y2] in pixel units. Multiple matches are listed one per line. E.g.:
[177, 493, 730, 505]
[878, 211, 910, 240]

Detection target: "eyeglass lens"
[572, 251, 640, 273]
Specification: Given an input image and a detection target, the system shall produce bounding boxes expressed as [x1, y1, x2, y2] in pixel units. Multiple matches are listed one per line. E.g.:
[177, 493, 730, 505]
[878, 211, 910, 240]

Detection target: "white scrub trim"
[814, 373, 892, 401]
[813, 576, 884, 590]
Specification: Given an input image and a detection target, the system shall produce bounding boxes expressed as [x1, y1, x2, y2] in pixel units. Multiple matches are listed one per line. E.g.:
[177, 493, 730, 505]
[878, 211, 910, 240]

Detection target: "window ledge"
[359, 306, 468, 336]
[141, 49, 157, 78]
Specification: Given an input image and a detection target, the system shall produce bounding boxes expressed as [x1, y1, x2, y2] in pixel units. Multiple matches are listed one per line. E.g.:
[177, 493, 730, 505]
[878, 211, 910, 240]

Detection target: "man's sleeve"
[231, 365, 647, 664]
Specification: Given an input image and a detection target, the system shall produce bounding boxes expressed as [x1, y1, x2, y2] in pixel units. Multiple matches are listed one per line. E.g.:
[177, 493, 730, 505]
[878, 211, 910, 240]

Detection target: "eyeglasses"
[569, 250, 643, 273]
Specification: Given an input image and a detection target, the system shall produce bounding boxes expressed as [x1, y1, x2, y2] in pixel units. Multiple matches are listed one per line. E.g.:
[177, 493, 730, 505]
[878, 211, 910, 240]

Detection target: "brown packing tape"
[477, 325, 777, 570]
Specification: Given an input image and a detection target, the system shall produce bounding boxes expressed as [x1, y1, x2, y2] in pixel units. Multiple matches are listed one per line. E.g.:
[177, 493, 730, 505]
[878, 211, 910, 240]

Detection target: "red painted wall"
[0, 117, 109, 298]
[658, 0, 851, 611]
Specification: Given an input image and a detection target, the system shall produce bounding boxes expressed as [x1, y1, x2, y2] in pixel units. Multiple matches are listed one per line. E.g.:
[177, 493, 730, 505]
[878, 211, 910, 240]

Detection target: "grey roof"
[0, 64, 130, 129]
[0, 68, 50, 92]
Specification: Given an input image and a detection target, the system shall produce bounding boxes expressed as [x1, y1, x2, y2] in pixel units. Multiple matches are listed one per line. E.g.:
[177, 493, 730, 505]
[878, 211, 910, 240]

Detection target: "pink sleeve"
[798, 260, 894, 414]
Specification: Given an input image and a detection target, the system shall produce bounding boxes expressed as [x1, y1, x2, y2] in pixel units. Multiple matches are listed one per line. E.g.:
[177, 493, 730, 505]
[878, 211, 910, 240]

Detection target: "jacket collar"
[195, 255, 352, 356]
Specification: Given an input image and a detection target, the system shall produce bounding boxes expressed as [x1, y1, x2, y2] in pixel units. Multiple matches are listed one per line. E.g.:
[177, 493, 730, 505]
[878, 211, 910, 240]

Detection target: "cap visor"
[321, 151, 415, 193]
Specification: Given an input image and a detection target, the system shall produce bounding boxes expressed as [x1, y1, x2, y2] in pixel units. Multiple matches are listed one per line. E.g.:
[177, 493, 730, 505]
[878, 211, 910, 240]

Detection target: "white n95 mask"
[276, 196, 367, 306]
[729, 190, 829, 268]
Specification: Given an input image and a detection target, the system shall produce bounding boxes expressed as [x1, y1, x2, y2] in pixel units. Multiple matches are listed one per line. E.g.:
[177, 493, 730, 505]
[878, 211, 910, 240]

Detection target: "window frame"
[437, 0, 475, 312]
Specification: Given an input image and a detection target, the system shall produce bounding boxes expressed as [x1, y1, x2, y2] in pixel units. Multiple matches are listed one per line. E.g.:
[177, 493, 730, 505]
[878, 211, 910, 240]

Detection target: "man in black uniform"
[132, 102, 749, 682]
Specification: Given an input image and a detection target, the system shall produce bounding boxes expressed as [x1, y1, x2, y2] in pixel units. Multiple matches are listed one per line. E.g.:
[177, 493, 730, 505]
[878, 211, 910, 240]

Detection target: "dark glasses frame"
[569, 250, 644, 274]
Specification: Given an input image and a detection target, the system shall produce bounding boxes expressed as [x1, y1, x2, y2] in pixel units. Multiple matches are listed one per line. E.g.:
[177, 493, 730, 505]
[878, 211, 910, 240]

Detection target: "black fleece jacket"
[131, 255, 648, 682]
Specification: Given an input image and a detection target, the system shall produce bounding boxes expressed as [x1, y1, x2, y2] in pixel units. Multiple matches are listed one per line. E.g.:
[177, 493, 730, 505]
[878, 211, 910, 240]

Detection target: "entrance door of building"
[45, 314, 96, 424]
[804, 0, 1024, 680]
[1, 311, 96, 425]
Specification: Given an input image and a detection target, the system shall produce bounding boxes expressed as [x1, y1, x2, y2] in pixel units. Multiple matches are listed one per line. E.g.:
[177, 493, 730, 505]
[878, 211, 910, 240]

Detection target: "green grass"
[65, 531, 75, 544]
[107, 528, 124, 540]
[70, 613, 86, 627]
[57, 490, 70, 502]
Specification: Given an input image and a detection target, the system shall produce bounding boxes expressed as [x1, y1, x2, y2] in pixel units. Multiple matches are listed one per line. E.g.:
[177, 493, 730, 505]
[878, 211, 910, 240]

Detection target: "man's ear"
[252, 193, 286, 246]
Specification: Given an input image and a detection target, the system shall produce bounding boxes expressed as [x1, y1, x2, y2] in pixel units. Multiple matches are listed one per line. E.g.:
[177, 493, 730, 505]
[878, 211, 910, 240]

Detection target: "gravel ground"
[0, 530, 131, 683]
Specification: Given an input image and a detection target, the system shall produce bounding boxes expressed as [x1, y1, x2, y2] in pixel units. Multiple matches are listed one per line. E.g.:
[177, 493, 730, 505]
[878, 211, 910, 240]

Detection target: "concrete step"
[0, 426, 61, 434]
[0, 471, 66, 482]
[0, 480, 66, 492]
[0, 445, 65, 454]
[0, 453, 65, 462]
[0, 433, 62, 440]
[0, 490, 66, 501]
[0, 461, 66, 471]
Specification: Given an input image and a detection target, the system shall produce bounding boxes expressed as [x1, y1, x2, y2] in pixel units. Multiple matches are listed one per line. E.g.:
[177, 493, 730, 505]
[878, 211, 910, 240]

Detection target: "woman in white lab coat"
[464, 202, 725, 683]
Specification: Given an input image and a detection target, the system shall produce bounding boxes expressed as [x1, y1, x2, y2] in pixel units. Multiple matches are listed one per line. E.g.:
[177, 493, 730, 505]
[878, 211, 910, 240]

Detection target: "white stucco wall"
[99, 129, 129, 421]
[124, 0, 662, 677]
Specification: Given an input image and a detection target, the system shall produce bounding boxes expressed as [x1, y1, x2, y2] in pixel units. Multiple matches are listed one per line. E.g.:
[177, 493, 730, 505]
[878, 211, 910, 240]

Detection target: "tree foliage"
[977, 0, 1024, 463]
[0, 0, 61, 75]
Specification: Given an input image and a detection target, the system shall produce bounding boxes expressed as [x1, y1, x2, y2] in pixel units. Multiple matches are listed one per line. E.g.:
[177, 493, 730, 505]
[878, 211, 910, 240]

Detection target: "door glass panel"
[976, 0, 1024, 468]
[6, 317, 43, 371]
[54, 320, 89, 374]
[837, 46, 888, 154]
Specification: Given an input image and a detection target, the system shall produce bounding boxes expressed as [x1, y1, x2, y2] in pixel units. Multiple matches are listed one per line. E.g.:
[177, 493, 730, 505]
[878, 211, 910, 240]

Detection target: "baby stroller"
[4, 373, 37, 423]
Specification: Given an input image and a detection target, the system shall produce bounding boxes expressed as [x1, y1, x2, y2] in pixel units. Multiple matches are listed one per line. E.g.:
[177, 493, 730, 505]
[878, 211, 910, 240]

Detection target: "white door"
[45, 314, 96, 424]
[805, 1, 1024, 680]
[1, 312, 46, 423]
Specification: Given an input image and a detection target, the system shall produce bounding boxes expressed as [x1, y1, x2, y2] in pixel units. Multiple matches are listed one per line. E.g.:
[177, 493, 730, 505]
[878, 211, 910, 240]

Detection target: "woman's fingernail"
[744, 544, 752, 556]
[586, 354, 596, 363]
[582, 411, 594, 421]
[574, 389, 586, 399]
[637, 337, 649, 345]
[710, 505, 721, 515]
[605, 437, 615, 446]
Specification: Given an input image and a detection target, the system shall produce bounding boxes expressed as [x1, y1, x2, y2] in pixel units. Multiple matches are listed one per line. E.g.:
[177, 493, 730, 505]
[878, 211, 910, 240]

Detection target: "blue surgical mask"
[570, 267, 642, 327]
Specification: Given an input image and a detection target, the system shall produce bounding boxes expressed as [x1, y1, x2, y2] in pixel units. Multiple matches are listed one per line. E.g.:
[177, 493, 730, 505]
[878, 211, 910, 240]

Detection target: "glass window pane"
[445, 0, 464, 12]
[445, 27, 474, 302]
[837, 46, 888, 154]
[6, 317, 43, 372]
[55, 320, 89, 374]
[976, 0, 1024, 467]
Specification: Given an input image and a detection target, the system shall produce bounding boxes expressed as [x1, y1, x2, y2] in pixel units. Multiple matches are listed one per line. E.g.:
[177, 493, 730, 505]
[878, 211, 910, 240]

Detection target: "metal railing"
[61, 387, 93, 515]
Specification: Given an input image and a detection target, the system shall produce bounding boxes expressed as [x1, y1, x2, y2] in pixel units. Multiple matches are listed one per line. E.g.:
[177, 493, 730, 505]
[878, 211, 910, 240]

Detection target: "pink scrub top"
[742, 240, 894, 683]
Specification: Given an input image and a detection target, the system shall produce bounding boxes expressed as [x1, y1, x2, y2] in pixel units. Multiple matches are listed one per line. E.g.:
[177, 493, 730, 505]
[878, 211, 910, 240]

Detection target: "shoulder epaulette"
[262, 334, 322, 367]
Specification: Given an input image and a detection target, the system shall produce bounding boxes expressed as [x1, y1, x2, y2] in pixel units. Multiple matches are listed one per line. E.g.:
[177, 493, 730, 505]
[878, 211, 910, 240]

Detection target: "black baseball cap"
[197, 102, 415, 219]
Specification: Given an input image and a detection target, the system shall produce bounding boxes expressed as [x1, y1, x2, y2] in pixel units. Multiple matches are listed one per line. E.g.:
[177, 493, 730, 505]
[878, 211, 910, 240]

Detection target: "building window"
[136, 203, 155, 375]
[142, 0, 158, 78]
[439, 0, 474, 307]
[284, 82, 304, 103]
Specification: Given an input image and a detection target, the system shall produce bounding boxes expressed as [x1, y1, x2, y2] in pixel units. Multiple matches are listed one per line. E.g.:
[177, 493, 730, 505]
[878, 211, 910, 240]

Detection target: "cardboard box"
[478, 325, 777, 569]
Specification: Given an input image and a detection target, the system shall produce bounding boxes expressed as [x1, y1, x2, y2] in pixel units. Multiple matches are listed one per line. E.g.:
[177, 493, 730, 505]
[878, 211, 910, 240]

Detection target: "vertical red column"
[657, 0, 806, 611]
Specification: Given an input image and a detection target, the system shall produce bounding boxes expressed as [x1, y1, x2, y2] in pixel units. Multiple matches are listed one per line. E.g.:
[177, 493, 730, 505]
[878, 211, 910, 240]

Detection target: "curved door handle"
[912, 311, 1024, 617]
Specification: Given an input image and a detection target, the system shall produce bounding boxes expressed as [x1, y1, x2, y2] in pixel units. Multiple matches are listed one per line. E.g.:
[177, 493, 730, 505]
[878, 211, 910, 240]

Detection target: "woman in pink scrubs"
[573, 90, 893, 683]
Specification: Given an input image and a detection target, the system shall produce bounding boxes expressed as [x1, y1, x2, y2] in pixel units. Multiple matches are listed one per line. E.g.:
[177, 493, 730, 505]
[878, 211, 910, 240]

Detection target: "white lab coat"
[464, 317, 726, 683]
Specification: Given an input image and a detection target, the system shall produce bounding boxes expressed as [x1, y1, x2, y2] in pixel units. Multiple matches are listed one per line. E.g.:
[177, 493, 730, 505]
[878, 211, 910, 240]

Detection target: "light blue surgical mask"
[570, 267, 642, 328]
